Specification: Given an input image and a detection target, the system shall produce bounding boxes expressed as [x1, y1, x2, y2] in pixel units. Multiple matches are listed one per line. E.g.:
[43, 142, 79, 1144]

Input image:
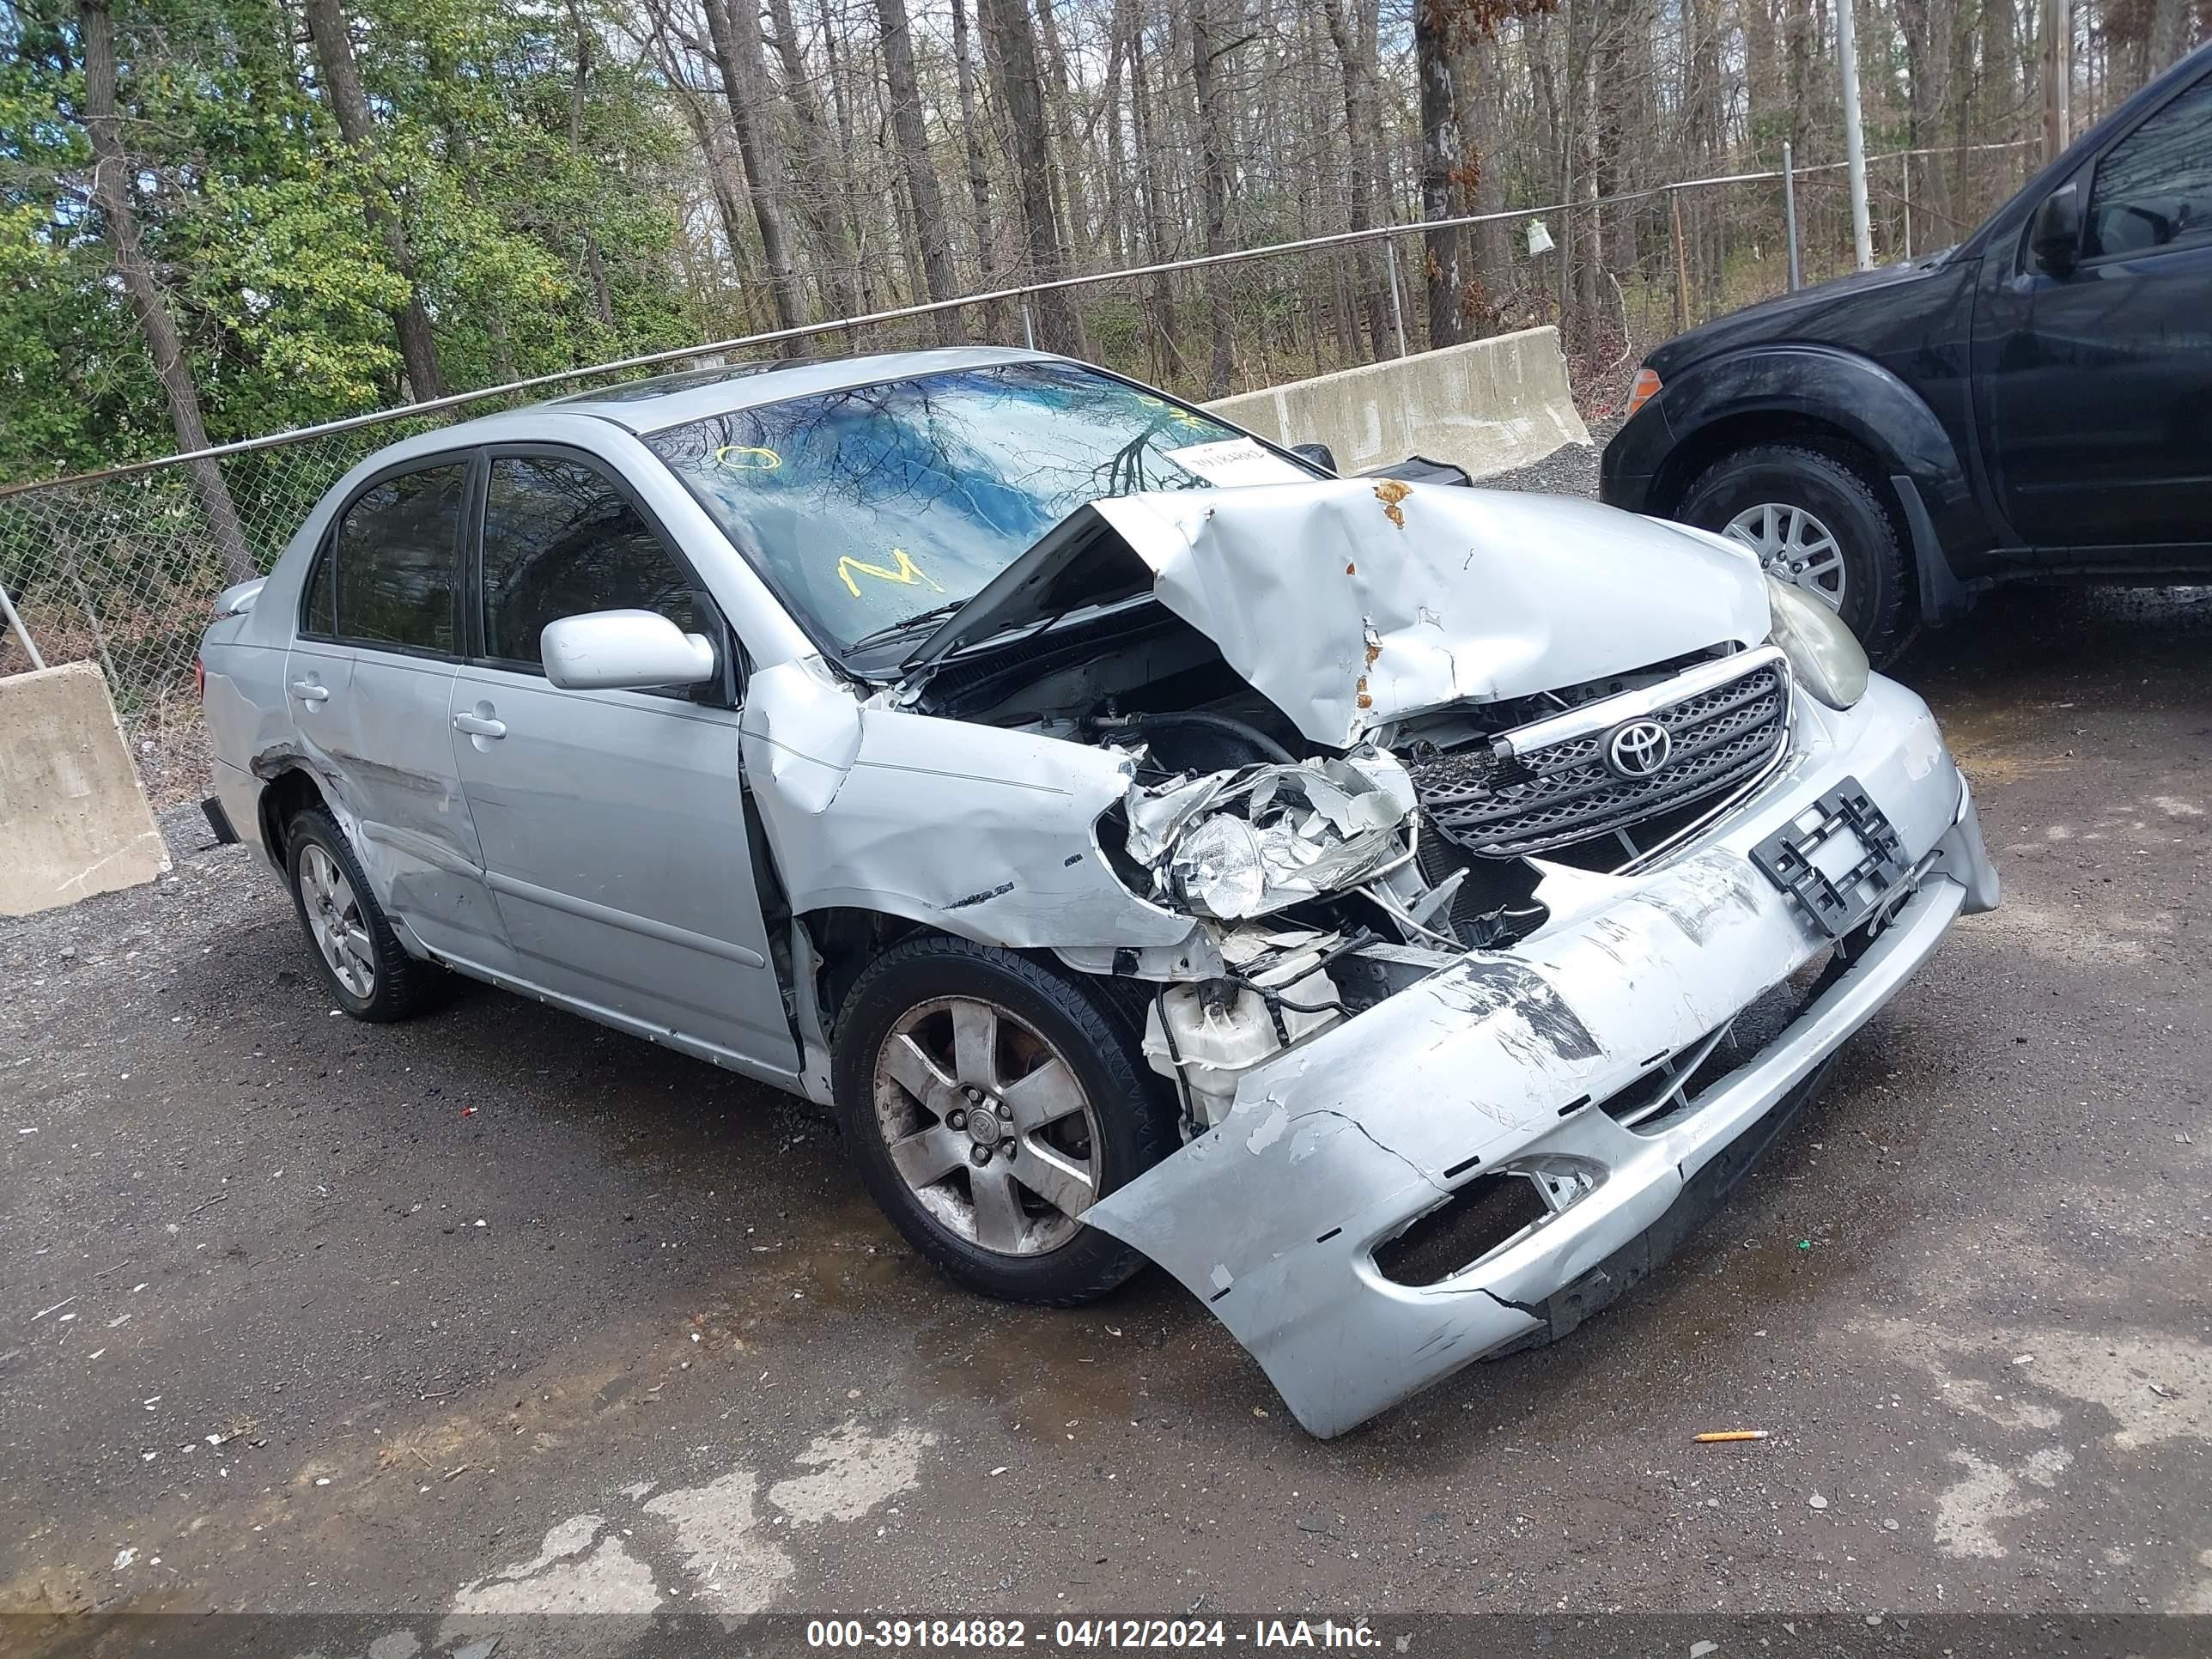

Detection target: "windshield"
[642, 362, 1310, 654]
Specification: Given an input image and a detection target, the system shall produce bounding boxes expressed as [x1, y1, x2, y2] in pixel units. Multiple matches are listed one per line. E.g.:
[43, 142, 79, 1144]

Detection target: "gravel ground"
[1478, 416, 1619, 499]
[4, 441, 2209, 1654]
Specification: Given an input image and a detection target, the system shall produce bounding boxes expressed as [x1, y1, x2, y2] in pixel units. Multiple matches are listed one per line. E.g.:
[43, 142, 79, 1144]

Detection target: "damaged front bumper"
[1083, 675, 1998, 1437]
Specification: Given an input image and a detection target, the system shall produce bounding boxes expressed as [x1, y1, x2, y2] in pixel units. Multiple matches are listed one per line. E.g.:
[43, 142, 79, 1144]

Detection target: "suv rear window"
[323, 465, 467, 653]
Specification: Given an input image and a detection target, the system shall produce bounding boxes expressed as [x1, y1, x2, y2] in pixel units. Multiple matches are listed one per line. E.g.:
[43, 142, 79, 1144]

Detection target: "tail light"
[1625, 367, 1663, 418]
[195, 658, 206, 700]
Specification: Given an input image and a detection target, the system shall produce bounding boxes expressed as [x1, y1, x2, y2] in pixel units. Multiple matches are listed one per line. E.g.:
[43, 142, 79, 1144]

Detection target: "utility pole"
[2043, 0, 2072, 163]
[1835, 0, 1875, 270]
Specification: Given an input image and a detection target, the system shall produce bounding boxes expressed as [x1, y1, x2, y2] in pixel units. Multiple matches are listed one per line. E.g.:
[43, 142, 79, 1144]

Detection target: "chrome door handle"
[453, 712, 507, 739]
[289, 679, 329, 703]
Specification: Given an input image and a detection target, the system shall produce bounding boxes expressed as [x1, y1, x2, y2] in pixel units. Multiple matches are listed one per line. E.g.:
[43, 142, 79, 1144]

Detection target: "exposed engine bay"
[903, 584, 1797, 1137]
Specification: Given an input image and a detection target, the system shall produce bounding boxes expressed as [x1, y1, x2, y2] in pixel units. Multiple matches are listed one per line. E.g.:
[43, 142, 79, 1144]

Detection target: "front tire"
[285, 806, 441, 1022]
[831, 936, 1175, 1306]
[1677, 442, 1910, 662]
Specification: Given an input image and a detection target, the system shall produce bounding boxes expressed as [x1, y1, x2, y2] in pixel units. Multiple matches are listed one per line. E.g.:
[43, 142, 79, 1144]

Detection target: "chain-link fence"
[0, 141, 2038, 806]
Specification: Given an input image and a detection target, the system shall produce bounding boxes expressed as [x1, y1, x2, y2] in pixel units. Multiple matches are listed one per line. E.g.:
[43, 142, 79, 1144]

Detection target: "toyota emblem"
[1606, 719, 1673, 779]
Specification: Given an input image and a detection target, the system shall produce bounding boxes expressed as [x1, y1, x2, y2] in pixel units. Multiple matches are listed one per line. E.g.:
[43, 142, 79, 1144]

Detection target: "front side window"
[642, 362, 1310, 654]
[2087, 73, 2212, 259]
[480, 456, 699, 668]
[330, 465, 465, 653]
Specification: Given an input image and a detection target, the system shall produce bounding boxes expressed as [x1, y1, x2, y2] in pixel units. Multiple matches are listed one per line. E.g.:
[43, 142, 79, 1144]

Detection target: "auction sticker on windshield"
[1164, 436, 1310, 487]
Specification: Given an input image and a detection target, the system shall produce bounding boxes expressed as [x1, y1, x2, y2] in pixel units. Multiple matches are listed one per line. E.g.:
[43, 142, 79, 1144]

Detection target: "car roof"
[545, 345, 1062, 434]
[321, 346, 1104, 498]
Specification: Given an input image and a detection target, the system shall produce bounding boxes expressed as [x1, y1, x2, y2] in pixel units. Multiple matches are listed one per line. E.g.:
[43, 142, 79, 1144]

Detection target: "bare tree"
[1032, 0, 1089, 269]
[700, 0, 809, 334]
[1122, 0, 1188, 381]
[875, 0, 961, 339]
[765, 0, 862, 314]
[76, 0, 252, 584]
[979, 0, 1082, 350]
[1322, 0, 1392, 357]
[1417, 0, 1465, 347]
[1188, 0, 1245, 393]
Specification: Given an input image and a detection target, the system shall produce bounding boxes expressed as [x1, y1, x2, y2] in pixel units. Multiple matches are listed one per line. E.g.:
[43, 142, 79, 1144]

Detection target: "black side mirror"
[1289, 441, 1338, 474]
[2030, 181, 2083, 276]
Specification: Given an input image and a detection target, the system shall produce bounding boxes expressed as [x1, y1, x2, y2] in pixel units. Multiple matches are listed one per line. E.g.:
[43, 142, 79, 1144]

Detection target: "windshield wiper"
[843, 598, 970, 654]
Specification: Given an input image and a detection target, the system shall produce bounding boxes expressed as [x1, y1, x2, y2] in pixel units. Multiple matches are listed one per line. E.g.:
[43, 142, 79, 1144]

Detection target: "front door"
[447, 447, 798, 1079]
[287, 458, 508, 969]
[1977, 69, 2212, 561]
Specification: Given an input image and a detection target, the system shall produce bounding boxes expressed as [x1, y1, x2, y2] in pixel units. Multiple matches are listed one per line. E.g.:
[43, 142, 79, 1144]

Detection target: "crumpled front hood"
[1089, 479, 1771, 748]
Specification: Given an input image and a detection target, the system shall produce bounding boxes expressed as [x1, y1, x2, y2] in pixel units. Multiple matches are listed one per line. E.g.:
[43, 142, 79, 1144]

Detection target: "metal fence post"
[1783, 142, 1803, 292]
[1668, 187, 1691, 330]
[1382, 235, 1409, 358]
[59, 531, 123, 705]
[1902, 150, 1913, 258]
[0, 578, 44, 671]
[1019, 297, 1036, 350]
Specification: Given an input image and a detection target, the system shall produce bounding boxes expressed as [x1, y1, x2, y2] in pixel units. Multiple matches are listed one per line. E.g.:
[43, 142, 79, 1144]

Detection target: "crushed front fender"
[1082, 675, 1999, 1437]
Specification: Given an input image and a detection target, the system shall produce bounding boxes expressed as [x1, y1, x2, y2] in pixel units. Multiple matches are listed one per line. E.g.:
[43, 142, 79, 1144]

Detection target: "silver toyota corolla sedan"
[198, 348, 1998, 1436]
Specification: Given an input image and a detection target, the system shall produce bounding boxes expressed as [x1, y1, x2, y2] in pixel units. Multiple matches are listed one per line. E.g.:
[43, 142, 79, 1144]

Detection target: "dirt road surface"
[4, 476, 2209, 1650]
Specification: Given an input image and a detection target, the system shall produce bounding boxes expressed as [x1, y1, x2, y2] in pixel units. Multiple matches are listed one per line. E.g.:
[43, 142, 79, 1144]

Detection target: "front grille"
[1410, 659, 1789, 859]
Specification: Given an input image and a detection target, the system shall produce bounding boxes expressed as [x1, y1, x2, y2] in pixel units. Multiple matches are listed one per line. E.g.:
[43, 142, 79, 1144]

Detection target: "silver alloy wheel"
[298, 842, 376, 999]
[872, 995, 1103, 1257]
[1723, 501, 1848, 611]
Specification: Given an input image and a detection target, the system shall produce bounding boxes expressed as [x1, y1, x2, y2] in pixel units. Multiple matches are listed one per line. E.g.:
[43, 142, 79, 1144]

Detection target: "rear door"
[1976, 70, 2212, 562]
[447, 447, 797, 1079]
[284, 459, 508, 969]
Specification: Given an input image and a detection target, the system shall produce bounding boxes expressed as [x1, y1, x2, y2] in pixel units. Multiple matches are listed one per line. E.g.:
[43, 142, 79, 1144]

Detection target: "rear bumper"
[210, 755, 274, 871]
[200, 794, 240, 846]
[1085, 676, 1997, 1437]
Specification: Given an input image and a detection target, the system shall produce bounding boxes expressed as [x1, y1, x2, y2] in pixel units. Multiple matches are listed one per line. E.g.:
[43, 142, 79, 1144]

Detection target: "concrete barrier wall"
[1, 661, 171, 918]
[1207, 325, 1590, 481]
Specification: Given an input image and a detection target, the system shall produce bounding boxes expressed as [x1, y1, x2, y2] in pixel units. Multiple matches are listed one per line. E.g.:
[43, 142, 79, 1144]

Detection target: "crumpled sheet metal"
[740, 657, 1196, 951]
[1090, 483, 1771, 748]
[1124, 750, 1416, 919]
[1082, 679, 1990, 1436]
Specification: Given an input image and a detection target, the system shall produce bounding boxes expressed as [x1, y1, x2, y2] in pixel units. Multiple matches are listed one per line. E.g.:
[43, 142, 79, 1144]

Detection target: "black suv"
[1601, 42, 2212, 659]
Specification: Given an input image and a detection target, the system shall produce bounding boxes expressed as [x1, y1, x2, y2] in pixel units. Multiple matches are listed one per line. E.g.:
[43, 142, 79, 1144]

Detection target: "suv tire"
[1678, 442, 1910, 663]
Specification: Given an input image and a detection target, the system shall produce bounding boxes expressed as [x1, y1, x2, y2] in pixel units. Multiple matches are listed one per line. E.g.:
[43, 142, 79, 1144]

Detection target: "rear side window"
[329, 465, 466, 653]
[2087, 74, 2212, 259]
[304, 537, 337, 636]
[479, 456, 699, 668]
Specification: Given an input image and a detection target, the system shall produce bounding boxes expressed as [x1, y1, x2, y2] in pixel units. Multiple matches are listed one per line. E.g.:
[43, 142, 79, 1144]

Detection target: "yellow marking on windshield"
[838, 548, 945, 599]
[714, 444, 782, 470]
[1137, 392, 1204, 428]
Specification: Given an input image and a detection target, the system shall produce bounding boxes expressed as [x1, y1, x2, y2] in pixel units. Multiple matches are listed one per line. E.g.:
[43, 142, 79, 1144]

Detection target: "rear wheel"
[1677, 442, 1910, 662]
[284, 807, 441, 1022]
[831, 936, 1174, 1305]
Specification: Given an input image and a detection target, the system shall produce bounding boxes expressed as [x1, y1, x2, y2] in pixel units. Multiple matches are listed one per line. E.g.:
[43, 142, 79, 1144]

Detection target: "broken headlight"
[1765, 574, 1869, 710]
[1169, 816, 1269, 918]
[1125, 752, 1418, 921]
